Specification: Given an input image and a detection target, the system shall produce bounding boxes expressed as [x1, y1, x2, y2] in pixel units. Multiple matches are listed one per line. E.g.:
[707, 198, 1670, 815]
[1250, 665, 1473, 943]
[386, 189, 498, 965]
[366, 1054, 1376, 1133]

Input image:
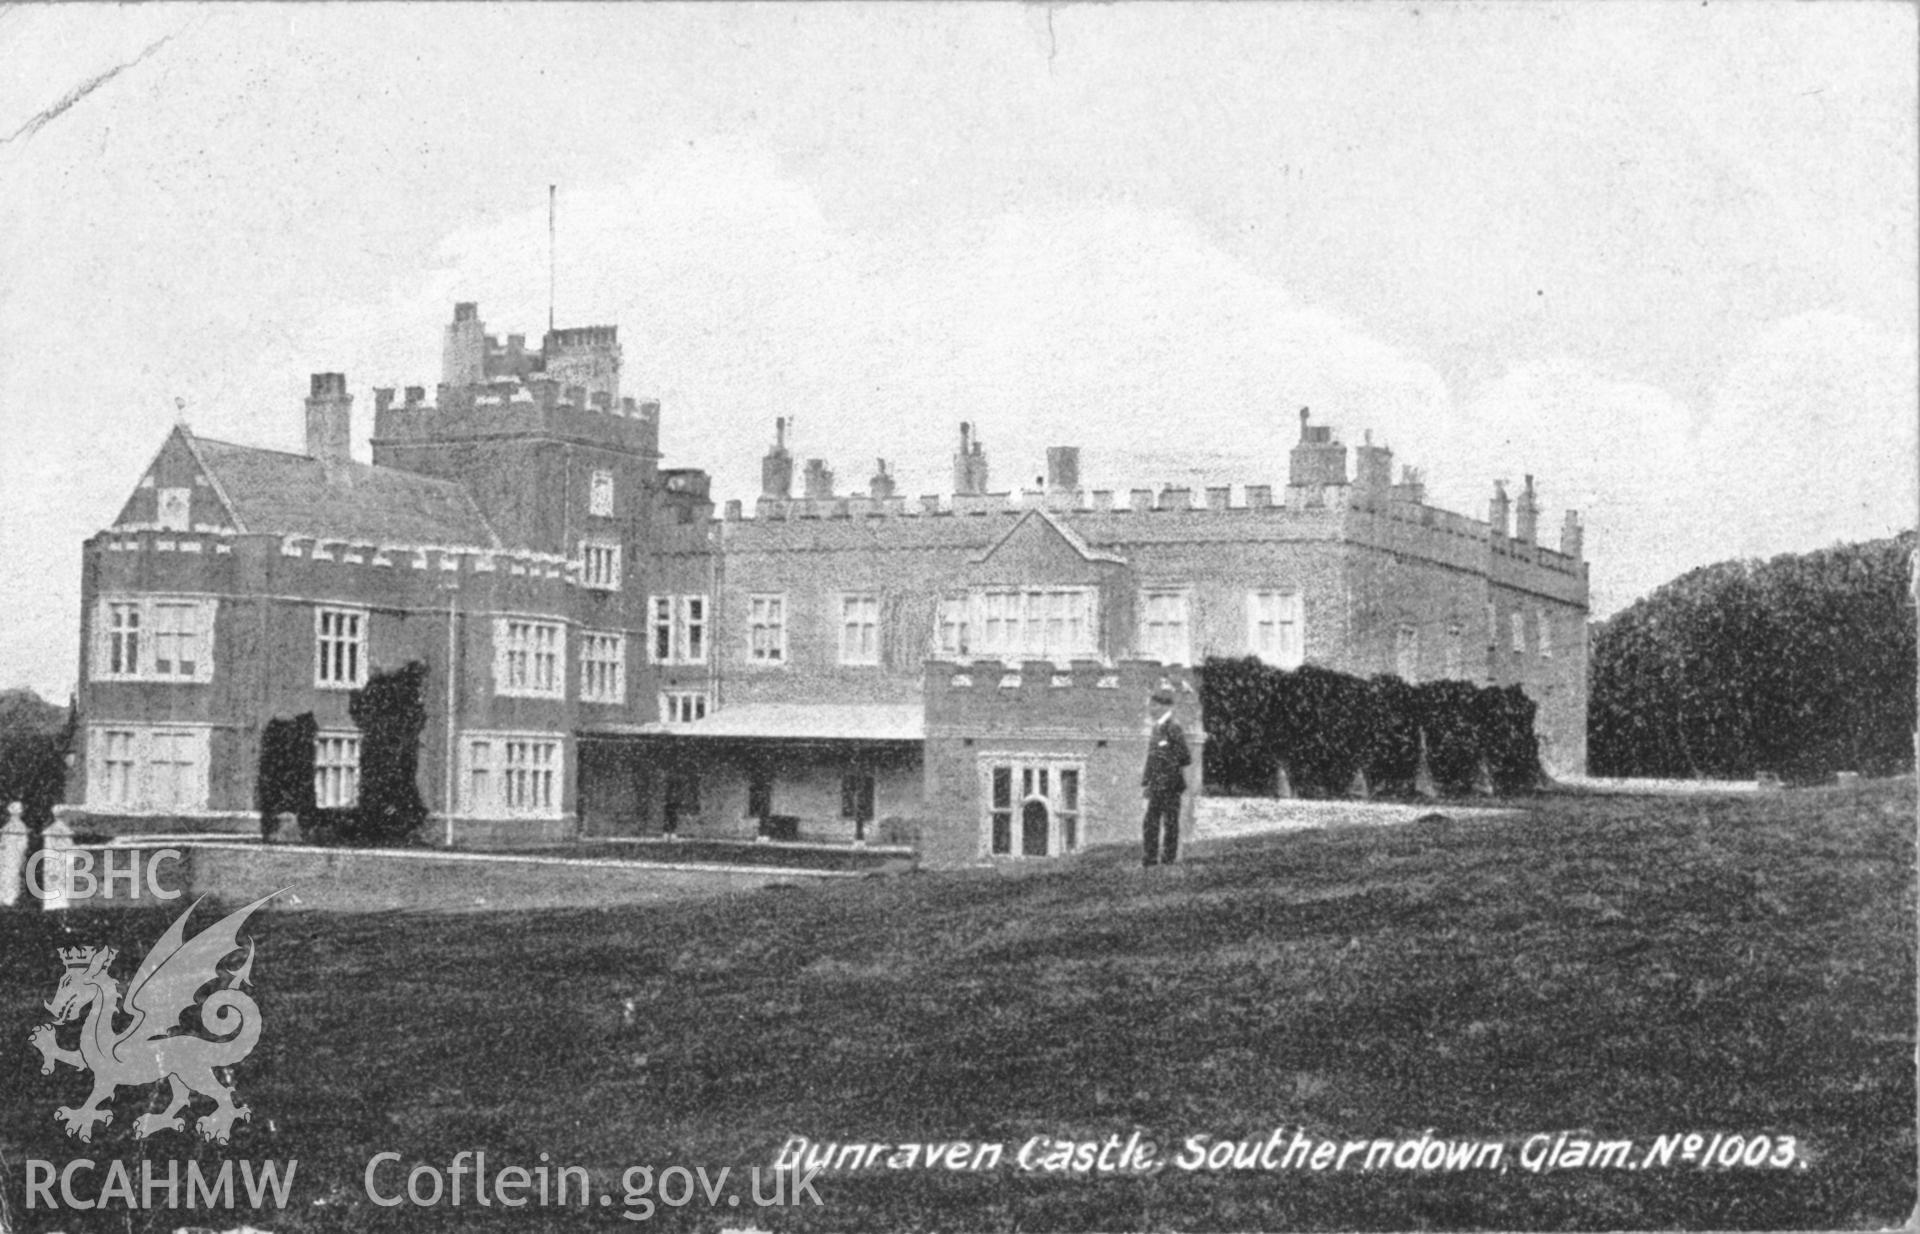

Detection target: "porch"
[578, 704, 925, 847]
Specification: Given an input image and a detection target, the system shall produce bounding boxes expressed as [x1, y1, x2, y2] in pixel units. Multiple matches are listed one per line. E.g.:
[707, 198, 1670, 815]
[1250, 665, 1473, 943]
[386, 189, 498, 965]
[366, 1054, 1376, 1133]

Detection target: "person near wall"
[1141, 686, 1191, 867]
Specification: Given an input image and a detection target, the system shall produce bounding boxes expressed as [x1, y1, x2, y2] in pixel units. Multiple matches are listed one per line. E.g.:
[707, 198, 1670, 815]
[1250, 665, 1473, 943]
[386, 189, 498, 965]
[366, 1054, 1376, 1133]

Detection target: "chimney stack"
[953, 422, 990, 495]
[442, 303, 485, 388]
[1288, 407, 1348, 487]
[802, 458, 836, 500]
[1488, 481, 1511, 539]
[1354, 429, 1393, 492]
[870, 458, 897, 500]
[305, 373, 353, 470]
[1045, 445, 1081, 495]
[761, 417, 794, 499]
[1515, 475, 1540, 545]
[1560, 509, 1584, 559]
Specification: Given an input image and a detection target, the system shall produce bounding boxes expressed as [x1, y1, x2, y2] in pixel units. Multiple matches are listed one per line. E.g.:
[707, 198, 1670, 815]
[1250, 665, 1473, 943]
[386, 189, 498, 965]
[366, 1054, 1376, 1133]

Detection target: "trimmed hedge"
[256, 713, 319, 839]
[260, 663, 431, 847]
[1589, 532, 1916, 781]
[1198, 656, 1543, 799]
[342, 661, 431, 846]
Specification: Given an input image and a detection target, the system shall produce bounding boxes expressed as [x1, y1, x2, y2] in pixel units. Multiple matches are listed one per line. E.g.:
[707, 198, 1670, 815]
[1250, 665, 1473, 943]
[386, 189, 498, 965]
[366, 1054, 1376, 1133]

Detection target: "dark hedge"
[1198, 657, 1543, 798]
[1589, 532, 1916, 781]
[340, 661, 431, 846]
[256, 712, 319, 839]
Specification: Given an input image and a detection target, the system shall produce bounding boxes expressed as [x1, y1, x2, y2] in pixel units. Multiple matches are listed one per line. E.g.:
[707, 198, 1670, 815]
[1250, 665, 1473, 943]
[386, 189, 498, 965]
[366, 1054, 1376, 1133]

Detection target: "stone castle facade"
[67, 302, 1588, 863]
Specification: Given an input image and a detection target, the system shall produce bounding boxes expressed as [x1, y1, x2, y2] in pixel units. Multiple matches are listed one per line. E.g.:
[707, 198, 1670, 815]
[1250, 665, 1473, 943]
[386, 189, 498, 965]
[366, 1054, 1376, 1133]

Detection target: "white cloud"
[4, 97, 1912, 697]
[1695, 310, 1919, 559]
[1449, 360, 1703, 615]
[208, 153, 1920, 647]
[324, 150, 1465, 513]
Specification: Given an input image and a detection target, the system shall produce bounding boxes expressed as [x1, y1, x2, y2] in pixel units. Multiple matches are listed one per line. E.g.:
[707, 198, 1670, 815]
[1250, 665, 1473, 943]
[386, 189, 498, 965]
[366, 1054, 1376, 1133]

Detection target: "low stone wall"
[54, 807, 583, 849]
[1194, 796, 1521, 841]
[26, 842, 867, 913]
[53, 807, 258, 839]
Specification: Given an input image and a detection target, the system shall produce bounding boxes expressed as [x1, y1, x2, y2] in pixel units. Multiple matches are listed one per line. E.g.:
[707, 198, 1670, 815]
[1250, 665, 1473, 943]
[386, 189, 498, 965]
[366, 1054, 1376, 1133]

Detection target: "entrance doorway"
[984, 759, 1083, 858]
[1021, 799, 1050, 856]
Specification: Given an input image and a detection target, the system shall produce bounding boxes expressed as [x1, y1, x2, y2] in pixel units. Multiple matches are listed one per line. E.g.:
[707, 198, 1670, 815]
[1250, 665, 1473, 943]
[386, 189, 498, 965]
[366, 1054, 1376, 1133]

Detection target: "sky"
[0, 3, 1914, 700]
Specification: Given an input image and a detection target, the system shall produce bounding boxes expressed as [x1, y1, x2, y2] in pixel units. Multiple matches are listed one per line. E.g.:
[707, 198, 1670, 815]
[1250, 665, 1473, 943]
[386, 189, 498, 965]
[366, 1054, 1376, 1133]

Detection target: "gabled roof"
[110, 426, 245, 532]
[186, 433, 500, 548]
[970, 506, 1127, 566]
[174, 429, 246, 530]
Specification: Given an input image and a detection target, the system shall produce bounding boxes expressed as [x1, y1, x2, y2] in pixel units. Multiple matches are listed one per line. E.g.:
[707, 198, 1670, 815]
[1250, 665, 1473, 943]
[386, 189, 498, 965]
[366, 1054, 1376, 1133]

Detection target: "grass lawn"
[1, 779, 1912, 1231]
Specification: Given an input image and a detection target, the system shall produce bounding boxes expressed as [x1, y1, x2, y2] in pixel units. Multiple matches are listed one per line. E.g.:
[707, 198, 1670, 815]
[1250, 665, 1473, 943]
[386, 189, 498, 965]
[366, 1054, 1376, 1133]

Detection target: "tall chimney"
[1560, 509, 1584, 559]
[1488, 481, 1511, 539]
[802, 458, 836, 500]
[870, 458, 897, 500]
[442, 302, 485, 388]
[1354, 430, 1393, 491]
[1515, 475, 1540, 545]
[1288, 408, 1348, 487]
[305, 373, 353, 469]
[953, 422, 989, 496]
[761, 416, 794, 499]
[1045, 446, 1081, 494]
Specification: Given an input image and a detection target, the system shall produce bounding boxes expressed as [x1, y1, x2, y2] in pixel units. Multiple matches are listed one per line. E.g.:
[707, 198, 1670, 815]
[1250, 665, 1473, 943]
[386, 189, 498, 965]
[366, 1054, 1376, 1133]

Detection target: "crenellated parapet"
[720, 470, 1586, 608]
[739, 482, 1348, 523]
[442, 302, 623, 403]
[924, 657, 1201, 740]
[86, 527, 610, 601]
[270, 534, 570, 576]
[371, 377, 659, 458]
[94, 528, 238, 557]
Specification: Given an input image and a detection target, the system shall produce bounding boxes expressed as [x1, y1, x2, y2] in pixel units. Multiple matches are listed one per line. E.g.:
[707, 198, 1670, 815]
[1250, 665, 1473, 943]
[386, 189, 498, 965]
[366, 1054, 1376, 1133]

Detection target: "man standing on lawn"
[1141, 686, 1191, 867]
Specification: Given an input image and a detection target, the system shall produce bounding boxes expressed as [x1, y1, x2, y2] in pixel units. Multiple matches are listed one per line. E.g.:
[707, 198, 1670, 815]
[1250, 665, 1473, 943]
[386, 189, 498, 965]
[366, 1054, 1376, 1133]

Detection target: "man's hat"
[1150, 687, 1176, 706]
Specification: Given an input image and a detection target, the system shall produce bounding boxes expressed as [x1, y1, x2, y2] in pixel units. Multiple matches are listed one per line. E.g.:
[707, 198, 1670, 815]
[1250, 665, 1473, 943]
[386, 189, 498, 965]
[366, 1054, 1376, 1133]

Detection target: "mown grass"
[1, 780, 1912, 1231]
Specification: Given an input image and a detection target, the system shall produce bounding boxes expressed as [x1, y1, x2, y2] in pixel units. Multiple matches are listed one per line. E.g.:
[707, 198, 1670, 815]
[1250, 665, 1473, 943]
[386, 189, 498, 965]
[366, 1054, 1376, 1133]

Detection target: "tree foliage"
[256, 713, 319, 839]
[340, 661, 431, 846]
[0, 688, 74, 827]
[1588, 532, 1916, 780]
[1198, 658, 1542, 798]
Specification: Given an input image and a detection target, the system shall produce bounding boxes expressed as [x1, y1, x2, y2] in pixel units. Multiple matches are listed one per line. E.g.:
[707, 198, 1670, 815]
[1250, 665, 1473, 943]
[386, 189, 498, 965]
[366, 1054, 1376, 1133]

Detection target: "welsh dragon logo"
[29, 893, 276, 1144]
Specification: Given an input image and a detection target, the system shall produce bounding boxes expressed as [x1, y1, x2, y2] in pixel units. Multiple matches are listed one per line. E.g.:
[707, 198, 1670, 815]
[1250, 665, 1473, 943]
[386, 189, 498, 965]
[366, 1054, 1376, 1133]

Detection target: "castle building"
[66, 304, 1589, 863]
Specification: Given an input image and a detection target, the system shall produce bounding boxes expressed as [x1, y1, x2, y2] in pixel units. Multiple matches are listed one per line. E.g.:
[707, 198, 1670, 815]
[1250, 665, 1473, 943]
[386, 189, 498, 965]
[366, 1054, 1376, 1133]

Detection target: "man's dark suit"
[1141, 712, 1191, 865]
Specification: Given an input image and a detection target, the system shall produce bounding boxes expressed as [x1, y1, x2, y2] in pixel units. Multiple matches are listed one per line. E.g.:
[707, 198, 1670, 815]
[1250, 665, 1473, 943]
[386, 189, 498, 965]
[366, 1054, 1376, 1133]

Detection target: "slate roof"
[186, 434, 500, 548]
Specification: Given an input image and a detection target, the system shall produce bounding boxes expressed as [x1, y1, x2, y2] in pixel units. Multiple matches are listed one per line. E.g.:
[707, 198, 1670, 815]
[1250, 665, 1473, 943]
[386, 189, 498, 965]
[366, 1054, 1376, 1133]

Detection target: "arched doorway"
[984, 760, 1084, 859]
[1021, 798, 1050, 857]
